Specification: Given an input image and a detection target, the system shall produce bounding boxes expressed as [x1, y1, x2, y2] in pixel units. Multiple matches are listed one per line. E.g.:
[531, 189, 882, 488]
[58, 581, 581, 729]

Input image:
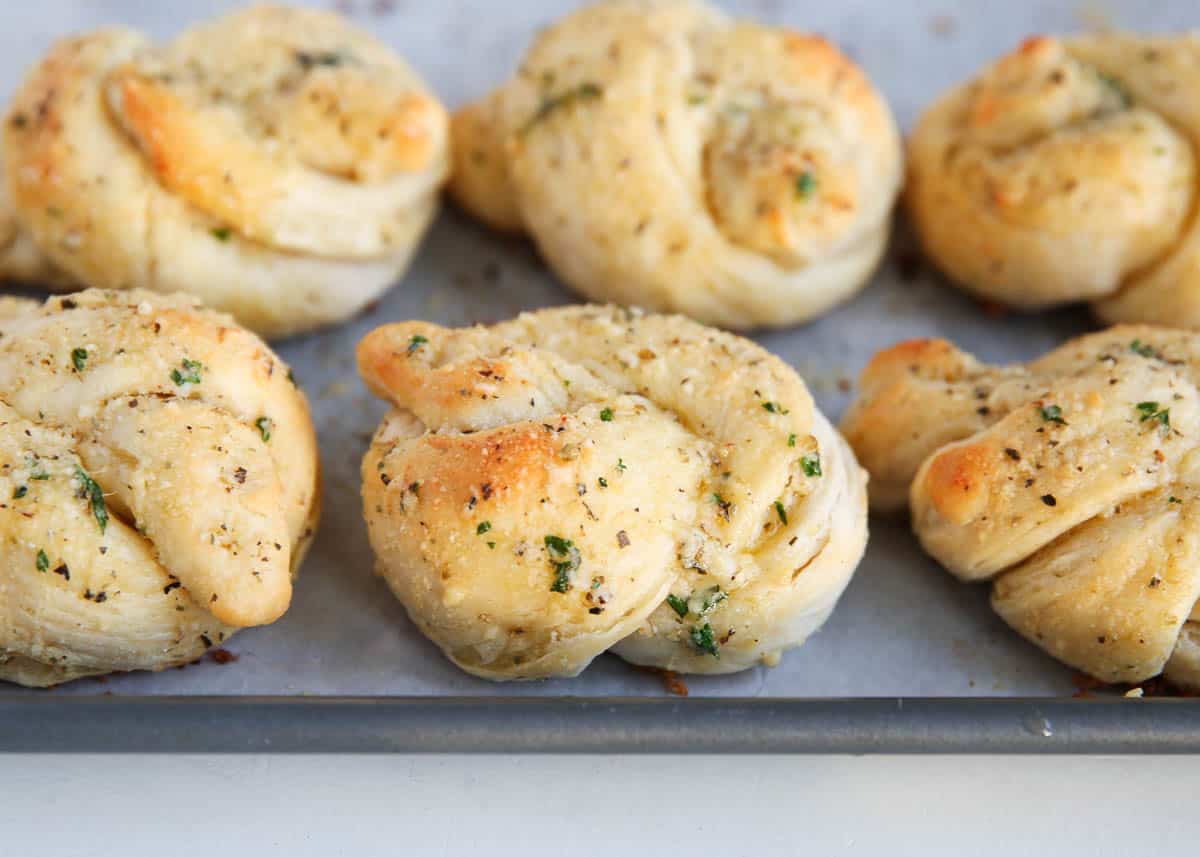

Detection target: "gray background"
[0, 0, 1188, 699]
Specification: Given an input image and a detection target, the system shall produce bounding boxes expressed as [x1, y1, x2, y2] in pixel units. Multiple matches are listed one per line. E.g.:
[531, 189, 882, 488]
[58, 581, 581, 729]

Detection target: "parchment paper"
[1, 0, 1185, 698]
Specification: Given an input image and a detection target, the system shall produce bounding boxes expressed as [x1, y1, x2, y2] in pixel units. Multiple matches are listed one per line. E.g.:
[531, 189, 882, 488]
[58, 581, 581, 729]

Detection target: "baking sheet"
[0, 0, 1190, 704]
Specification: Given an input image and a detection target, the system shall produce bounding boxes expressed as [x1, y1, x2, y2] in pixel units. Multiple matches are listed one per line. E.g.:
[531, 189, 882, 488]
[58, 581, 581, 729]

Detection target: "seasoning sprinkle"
[774, 500, 788, 525]
[599, 407, 614, 422]
[12, 485, 26, 499]
[762, 401, 789, 415]
[255, 416, 273, 442]
[75, 465, 108, 533]
[476, 521, 492, 535]
[795, 170, 818, 200]
[666, 594, 689, 618]
[71, 347, 88, 373]
[801, 453, 822, 478]
[1130, 339, 1158, 358]
[170, 358, 203, 387]
[544, 534, 581, 593]
[1136, 401, 1170, 430]
[1039, 404, 1066, 425]
[35, 549, 48, 573]
[690, 622, 720, 658]
[787, 433, 796, 447]
[407, 334, 428, 354]
[211, 227, 232, 242]
[522, 82, 603, 133]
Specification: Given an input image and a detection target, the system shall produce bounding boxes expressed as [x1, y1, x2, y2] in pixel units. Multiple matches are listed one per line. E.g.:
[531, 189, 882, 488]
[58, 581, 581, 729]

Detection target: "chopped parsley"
[521, 82, 603, 134]
[71, 347, 88, 372]
[407, 334, 428, 354]
[1170, 496, 1183, 504]
[787, 433, 796, 448]
[1136, 401, 1170, 430]
[617, 458, 627, 472]
[75, 465, 107, 533]
[795, 170, 818, 199]
[296, 50, 347, 69]
[712, 492, 733, 520]
[666, 594, 689, 618]
[12, 485, 26, 499]
[545, 535, 581, 593]
[211, 227, 232, 242]
[1098, 71, 1132, 108]
[801, 453, 822, 478]
[774, 500, 788, 525]
[599, 407, 614, 422]
[476, 521, 492, 535]
[36, 549, 48, 573]
[255, 416, 273, 442]
[690, 623, 720, 658]
[170, 358, 203, 387]
[1130, 339, 1158, 358]
[762, 401, 789, 415]
[1039, 404, 1066, 425]
[598, 476, 608, 488]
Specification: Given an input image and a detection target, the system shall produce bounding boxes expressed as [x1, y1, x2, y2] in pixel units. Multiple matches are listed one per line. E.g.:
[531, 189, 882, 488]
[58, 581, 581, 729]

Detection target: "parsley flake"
[75, 465, 107, 533]
[690, 622, 720, 658]
[545, 535, 581, 593]
[787, 433, 796, 448]
[71, 347, 88, 373]
[1136, 401, 1170, 430]
[12, 485, 26, 499]
[762, 401, 789, 415]
[1130, 339, 1158, 358]
[521, 82, 603, 134]
[211, 227, 232, 242]
[407, 334, 428, 354]
[36, 549, 48, 573]
[617, 458, 627, 472]
[666, 594, 689, 618]
[712, 492, 733, 520]
[801, 453, 822, 478]
[774, 500, 788, 525]
[1039, 404, 1066, 425]
[795, 170, 818, 199]
[170, 358, 203, 387]
[599, 407, 614, 422]
[476, 521, 492, 535]
[255, 416, 273, 443]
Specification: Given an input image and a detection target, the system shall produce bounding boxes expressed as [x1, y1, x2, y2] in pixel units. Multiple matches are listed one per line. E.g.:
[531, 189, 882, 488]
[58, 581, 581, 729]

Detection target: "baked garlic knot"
[908, 33, 1200, 326]
[0, 4, 449, 338]
[0, 289, 319, 687]
[842, 326, 1200, 689]
[449, 0, 901, 330]
[358, 306, 867, 680]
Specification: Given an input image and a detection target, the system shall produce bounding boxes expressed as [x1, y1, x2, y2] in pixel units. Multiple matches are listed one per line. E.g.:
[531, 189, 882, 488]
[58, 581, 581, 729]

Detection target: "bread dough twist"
[0, 289, 319, 686]
[908, 34, 1200, 327]
[359, 305, 867, 679]
[842, 326, 1200, 687]
[450, 0, 901, 330]
[0, 5, 449, 338]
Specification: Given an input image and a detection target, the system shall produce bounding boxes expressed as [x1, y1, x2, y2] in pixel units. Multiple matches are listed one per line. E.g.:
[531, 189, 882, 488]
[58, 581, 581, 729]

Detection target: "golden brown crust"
[450, 0, 901, 329]
[0, 289, 320, 686]
[447, 94, 523, 233]
[908, 32, 1200, 326]
[843, 325, 1200, 687]
[0, 6, 449, 337]
[358, 305, 868, 679]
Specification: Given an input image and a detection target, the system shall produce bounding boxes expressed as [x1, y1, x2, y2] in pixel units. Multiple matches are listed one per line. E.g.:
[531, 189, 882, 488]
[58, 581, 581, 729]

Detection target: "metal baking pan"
[2, 0, 1197, 754]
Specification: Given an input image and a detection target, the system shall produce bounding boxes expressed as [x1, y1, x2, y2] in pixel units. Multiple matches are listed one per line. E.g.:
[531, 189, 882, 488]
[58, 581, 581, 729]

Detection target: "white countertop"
[4, 754, 1194, 855]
